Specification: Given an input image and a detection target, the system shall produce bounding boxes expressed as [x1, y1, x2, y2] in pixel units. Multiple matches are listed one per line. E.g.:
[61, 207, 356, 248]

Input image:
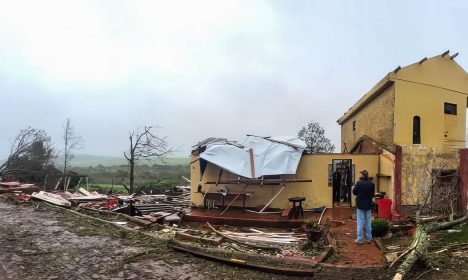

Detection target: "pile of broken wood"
[1, 183, 191, 227]
[206, 223, 307, 249]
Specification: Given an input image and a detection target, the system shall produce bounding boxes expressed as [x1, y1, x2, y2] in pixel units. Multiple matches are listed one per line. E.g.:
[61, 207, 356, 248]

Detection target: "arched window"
[413, 116, 421, 144]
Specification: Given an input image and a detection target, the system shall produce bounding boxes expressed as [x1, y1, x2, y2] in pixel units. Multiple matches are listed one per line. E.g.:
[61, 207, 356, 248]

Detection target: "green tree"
[298, 121, 335, 153]
[1, 127, 56, 183]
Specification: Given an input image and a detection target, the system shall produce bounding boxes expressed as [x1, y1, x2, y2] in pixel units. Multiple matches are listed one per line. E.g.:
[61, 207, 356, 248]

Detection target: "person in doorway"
[340, 167, 347, 202]
[332, 167, 342, 203]
[352, 170, 375, 244]
[344, 166, 353, 203]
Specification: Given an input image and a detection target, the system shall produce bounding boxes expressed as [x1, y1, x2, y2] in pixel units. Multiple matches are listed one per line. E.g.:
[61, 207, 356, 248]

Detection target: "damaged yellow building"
[189, 51, 468, 218]
[338, 52, 468, 151]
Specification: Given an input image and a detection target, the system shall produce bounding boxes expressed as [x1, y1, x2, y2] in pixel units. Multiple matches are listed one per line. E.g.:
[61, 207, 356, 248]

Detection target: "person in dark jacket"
[332, 168, 342, 203]
[352, 170, 375, 244]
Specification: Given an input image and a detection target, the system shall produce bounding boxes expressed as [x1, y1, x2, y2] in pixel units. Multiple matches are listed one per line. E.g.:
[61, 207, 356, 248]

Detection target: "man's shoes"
[367, 239, 373, 243]
[355, 239, 364, 244]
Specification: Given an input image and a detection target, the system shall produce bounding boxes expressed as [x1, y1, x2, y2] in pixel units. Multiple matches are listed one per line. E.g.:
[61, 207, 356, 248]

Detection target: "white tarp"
[199, 136, 306, 179]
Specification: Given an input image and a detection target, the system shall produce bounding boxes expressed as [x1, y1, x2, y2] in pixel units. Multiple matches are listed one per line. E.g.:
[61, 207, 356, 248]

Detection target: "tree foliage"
[0, 127, 56, 183]
[298, 121, 335, 153]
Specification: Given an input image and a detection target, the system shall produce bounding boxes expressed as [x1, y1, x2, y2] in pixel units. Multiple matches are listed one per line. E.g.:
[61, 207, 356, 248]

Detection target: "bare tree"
[124, 126, 173, 194]
[392, 146, 467, 280]
[298, 121, 335, 153]
[0, 127, 55, 179]
[62, 118, 83, 176]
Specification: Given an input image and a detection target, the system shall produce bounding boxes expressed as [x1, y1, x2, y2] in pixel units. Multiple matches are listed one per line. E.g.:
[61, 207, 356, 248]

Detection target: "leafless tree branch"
[124, 125, 173, 193]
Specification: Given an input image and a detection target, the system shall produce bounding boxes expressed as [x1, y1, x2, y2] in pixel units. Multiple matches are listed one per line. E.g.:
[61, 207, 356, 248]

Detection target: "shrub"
[372, 218, 390, 237]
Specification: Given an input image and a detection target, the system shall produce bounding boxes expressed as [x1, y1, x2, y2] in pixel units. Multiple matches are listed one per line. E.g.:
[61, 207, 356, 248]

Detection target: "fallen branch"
[393, 215, 468, 280]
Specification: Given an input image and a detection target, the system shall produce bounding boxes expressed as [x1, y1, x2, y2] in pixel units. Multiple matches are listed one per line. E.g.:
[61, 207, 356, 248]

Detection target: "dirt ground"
[0, 201, 291, 280]
[1, 201, 466, 280]
[326, 219, 384, 267]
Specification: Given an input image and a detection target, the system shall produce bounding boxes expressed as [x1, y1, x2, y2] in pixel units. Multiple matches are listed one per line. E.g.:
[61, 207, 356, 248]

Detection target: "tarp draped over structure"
[198, 136, 306, 179]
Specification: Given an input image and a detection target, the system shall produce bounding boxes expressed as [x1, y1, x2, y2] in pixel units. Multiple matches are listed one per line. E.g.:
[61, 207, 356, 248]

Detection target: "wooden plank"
[31, 191, 71, 208]
[219, 184, 248, 216]
[258, 185, 285, 213]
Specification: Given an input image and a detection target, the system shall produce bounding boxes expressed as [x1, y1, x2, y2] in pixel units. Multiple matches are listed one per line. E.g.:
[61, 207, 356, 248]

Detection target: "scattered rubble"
[0, 181, 333, 276]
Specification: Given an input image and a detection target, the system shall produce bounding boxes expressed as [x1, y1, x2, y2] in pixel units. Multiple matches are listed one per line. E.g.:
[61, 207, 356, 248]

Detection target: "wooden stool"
[288, 197, 305, 219]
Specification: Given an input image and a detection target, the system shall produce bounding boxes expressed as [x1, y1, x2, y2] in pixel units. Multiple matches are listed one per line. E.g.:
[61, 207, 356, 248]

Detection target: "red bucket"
[377, 198, 392, 220]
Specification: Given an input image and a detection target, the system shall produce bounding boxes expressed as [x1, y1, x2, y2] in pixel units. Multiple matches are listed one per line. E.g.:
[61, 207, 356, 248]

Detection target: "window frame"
[444, 102, 457, 115]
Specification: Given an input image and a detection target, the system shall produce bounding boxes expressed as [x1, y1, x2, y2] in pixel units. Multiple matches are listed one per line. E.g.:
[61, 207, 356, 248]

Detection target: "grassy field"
[69, 163, 190, 194]
[59, 154, 189, 167]
[87, 184, 129, 194]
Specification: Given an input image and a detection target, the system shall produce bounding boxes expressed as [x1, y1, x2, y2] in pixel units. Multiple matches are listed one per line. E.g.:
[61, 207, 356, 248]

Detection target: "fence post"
[459, 149, 468, 215]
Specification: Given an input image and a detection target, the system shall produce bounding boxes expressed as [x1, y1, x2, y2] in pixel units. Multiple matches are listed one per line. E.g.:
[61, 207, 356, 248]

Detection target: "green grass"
[87, 184, 129, 194]
[434, 222, 468, 244]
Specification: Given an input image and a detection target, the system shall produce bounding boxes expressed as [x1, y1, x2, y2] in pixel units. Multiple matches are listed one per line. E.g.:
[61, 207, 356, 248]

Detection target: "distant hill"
[56, 154, 189, 167]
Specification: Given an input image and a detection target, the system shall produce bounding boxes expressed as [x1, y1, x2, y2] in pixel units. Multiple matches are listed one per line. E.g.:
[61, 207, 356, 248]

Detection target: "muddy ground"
[0, 201, 465, 280]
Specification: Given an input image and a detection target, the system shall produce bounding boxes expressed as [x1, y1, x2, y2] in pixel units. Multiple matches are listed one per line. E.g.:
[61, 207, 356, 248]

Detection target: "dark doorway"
[331, 159, 353, 207]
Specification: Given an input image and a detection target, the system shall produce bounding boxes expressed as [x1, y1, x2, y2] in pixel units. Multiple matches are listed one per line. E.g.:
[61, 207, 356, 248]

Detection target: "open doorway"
[331, 159, 353, 207]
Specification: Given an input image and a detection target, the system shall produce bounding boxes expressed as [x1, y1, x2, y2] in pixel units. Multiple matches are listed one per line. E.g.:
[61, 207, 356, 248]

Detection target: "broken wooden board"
[175, 230, 224, 245]
[31, 191, 72, 208]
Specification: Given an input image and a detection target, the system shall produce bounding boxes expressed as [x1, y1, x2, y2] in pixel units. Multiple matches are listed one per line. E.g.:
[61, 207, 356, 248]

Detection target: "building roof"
[337, 51, 467, 124]
[349, 135, 395, 154]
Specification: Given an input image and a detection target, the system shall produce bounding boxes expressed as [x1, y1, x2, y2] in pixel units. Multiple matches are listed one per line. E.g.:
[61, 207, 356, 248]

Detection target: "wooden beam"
[216, 169, 223, 186]
[205, 179, 312, 185]
[442, 50, 450, 57]
[418, 57, 427, 64]
[219, 184, 248, 216]
[249, 148, 255, 178]
[459, 149, 468, 216]
[450, 52, 459, 60]
[393, 66, 401, 73]
[258, 185, 286, 213]
[394, 145, 402, 215]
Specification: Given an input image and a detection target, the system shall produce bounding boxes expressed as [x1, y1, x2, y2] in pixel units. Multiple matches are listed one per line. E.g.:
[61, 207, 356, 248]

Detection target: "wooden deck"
[182, 207, 322, 228]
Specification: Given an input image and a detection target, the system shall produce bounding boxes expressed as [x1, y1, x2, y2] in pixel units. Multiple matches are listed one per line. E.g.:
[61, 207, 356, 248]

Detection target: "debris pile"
[0, 180, 191, 227]
[211, 226, 306, 246]
[172, 223, 323, 261]
[0, 181, 40, 194]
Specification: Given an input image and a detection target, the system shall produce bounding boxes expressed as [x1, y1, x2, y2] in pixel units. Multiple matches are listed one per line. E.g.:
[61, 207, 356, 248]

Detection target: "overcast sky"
[1, 0, 467, 159]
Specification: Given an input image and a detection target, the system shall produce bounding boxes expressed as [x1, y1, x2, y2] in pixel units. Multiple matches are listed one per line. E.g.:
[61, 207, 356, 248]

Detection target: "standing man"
[332, 167, 342, 204]
[352, 170, 375, 244]
[344, 166, 353, 203]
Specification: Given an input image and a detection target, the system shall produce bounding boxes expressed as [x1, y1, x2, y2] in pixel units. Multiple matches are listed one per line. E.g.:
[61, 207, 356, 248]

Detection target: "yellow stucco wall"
[393, 56, 468, 149]
[378, 152, 395, 203]
[340, 54, 468, 151]
[340, 85, 395, 151]
[190, 154, 386, 209]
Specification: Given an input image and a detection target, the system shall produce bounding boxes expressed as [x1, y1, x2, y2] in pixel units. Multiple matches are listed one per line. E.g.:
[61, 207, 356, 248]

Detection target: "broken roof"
[198, 135, 306, 179]
[337, 51, 468, 124]
[349, 135, 395, 154]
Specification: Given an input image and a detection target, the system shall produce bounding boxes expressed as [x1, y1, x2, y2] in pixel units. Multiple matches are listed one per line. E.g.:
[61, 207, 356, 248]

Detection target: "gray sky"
[1, 0, 467, 159]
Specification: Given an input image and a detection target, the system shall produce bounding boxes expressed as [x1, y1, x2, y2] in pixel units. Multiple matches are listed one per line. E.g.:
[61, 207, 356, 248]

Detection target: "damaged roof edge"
[337, 78, 394, 124]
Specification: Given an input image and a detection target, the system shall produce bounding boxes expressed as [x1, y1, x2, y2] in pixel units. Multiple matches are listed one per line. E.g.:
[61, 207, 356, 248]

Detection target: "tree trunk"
[129, 158, 135, 194]
[393, 215, 468, 280]
[393, 226, 429, 280]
